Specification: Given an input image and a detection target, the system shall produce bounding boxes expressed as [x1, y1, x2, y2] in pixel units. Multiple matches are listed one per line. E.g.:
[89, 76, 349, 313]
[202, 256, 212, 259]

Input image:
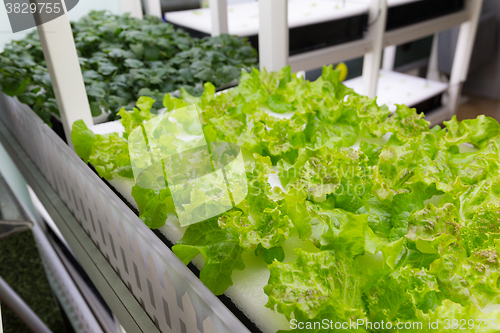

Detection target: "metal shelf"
[196, 0, 482, 120]
[288, 38, 373, 73]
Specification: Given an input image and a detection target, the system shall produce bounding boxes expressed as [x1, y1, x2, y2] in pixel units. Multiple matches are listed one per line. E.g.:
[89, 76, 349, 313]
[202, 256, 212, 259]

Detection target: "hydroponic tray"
[0, 90, 312, 333]
[343, 69, 448, 113]
[385, 0, 465, 31]
[89, 118, 396, 333]
[0, 92, 251, 333]
[165, 0, 369, 55]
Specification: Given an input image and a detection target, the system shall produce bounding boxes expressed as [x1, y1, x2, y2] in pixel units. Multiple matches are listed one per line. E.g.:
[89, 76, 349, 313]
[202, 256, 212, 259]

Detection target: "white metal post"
[35, 4, 93, 148]
[447, 0, 483, 117]
[426, 34, 440, 81]
[259, 0, 288, 72]
[142, 0, 162, 18]
[382, 45, 396, 70]
[362, 0, 387, 98]
[209, 0, 229, 36]
[120, 0, 143, 19]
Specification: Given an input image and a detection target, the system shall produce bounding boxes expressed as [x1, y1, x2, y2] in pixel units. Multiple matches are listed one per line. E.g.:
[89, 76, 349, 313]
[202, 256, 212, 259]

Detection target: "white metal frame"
[76, 0, 484, 123]
[35, 4, 93, 147]
[209, 0, 229, 36]
[446, 0, 483, 121]
[121, 0, 144, 19]
[263, 2, 378, 75]
[144, 0, 482, 122]
[361, 0, 387, 97]
[142, 0, 162, 18]
[258, 0, 288, 72]
[380, 0, 483, 124]
[255, 0, 386, 93]
[209, 0, 483, 123]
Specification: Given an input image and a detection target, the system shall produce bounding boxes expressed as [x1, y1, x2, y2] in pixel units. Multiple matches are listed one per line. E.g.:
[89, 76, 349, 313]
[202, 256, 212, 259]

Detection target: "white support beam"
[259, 0, 288, 72]
[288, 38, 372, 73]
[382, 45, 396, 71]
[426, 34, 440, 81]
[142, 0, 162, 18]
[35, 5, 93, 148]
[383, 9, 469, 48]
[448, 0, 483, 117]
[120, 0, 143, 19]
[362, 0, 387, 98]
[209, 0, 229, 36]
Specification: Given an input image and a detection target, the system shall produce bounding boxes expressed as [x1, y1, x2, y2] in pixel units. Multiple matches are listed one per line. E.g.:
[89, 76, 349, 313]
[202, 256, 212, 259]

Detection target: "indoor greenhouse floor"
[457, 95, 500, 122]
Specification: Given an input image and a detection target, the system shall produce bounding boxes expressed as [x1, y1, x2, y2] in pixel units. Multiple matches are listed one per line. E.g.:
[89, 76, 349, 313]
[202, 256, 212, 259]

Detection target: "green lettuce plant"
[0, 11, 257, 124]
[72, 65, 500, 331]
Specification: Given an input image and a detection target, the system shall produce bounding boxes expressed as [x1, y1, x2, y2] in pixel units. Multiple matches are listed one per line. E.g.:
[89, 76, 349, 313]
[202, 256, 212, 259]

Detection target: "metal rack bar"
[362, 0, 387, 97]
[447, 0, 484, 118]
[120, 0, 143, 19]
[142, 0, 162, 18]
[426, 34, 440, 81]
[0, 276, 53, 333]
[383, 9, 470, 48]
[259, 0, 288, 72]
[34, 4, 93, 147]
[209, 0, 229, 36]
[288, 38, 372, 73]
[382, 45, 397, 71]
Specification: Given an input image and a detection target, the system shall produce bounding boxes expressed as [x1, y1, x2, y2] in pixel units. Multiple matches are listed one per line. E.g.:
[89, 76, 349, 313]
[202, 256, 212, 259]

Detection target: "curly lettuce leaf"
[444, 115, 500, 149]
[90, 133, 133, 180]
[386, 104, 430, 142]
[118, 96, 156, 138]
[283, 147, 372, 211]
[264, 249, 366, 321]
[429, 241, 500, 309]
[449, 139, 500, 186]
[219, 154, 293, 250]
[71, 119, 132, 180]
[131, 185, 172, 229]
[172, 219, 245, 295]
[367, 266, 440, 323]
[415, 299, 500, 333]
[71, 119, 96, 162]
[388, 182, 438, 241]
[458, 173, 500, 249]
[406, 203, 461, 254]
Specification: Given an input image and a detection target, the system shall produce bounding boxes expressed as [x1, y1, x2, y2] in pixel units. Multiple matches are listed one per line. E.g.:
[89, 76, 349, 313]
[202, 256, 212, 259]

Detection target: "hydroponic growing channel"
[71, 65, 500, 333]
[0, 0, 494, 332]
